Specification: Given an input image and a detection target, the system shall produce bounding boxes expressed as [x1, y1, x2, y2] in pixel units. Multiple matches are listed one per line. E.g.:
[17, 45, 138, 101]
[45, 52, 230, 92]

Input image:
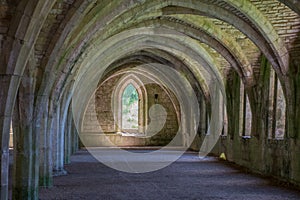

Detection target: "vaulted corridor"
[1, 0, 300, 199]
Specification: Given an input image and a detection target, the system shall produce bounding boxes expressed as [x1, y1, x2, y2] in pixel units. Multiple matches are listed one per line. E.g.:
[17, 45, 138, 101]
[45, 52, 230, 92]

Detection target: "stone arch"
[112, 74, 147, 134]
[266, 68, 287, 140]
[45, 0, 286, 109]
[40, 1, 295, 116]
[98, 49, 208, 105]
[109, 16, 253, 85]
[57, 0, 287, 79]
[159, 0, 287, 75]
[0, 2, 55, 196]
[121, 83, 139, 130]
[69, 29, 230, 146]
[2, 1, 300, 199]
[71, 27, 223, 95]
[278, 0, 300, 15]
[71, 39, 211, 130]
[225, 0, 289, 74]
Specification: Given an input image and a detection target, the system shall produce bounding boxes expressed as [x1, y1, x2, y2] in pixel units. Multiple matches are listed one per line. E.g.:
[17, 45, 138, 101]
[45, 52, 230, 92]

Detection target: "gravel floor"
[37, 149, 300, 200]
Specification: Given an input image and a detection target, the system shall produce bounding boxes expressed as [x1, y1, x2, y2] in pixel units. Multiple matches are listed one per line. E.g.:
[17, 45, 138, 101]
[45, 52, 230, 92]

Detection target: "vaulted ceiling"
[2, 1, 300, 106]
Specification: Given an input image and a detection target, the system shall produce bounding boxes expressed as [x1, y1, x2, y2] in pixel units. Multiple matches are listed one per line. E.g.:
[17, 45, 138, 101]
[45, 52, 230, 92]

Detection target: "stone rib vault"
[1, 0, 300, 199]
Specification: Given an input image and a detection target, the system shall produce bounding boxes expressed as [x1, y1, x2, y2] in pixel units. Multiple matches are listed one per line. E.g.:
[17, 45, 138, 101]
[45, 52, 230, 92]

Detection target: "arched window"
[112, 74, 147, 134]
[122, 84, 139, 130]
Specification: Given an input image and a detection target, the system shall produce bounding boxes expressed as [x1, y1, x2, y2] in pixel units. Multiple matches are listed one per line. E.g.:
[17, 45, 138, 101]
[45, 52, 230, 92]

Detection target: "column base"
[53, 168, 67, 177]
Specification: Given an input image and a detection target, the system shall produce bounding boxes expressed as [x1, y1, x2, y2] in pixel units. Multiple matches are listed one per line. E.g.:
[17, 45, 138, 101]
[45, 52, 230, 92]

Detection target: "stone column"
[58, 89, 72, 165]
[71, 120, 79, 154]
[0, 75, 20, 200]
[224, 72, 241, 140]
[0, 1, 56, 198]
[0, 116, 10, 200]
[199, 96, 207, 135]
[39, 100, 53, 187]
[52, 103, 66, 176]
[12, 71, 39, 199]
[64, 105, 72, 164]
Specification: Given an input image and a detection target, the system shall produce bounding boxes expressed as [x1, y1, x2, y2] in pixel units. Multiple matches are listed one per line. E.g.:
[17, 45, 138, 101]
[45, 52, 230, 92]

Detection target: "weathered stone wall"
[145, 83, 179, 146]
[0, 2, 13, 35]
[95, 75, 121, 133]
[251, 0, 300, 46]
[81, 73, 180, 147]
[191, 55, 297, 186]
[82, 93, 101, 133]
[207, 136, 300, 186]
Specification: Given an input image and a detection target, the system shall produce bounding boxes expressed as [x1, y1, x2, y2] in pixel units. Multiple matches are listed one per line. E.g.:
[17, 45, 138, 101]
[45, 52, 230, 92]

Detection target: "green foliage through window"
[122, 84, 139, 130]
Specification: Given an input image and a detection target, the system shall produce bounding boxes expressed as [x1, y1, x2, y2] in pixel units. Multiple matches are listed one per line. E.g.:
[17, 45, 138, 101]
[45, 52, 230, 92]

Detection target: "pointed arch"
[113, 74, 147, 133]
[121, 83, 139, 130]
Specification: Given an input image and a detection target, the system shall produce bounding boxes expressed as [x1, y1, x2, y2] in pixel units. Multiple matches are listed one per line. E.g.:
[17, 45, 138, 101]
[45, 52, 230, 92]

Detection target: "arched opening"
[113, 74, 147, 134]
[121, 83, 139, 131]
[267, 68, 286, 140]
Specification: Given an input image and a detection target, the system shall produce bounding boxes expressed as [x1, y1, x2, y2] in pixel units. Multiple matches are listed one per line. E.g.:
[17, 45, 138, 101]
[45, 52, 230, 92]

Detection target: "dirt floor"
[36, 149, 300, 200]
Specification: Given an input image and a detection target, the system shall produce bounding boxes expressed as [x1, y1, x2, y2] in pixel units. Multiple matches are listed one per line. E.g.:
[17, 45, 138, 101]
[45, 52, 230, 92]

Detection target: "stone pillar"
[39, 100, 53, 187]
[199, 96, 207, 135]
[0, 116, 11, 200]
[12, 73, 39, 199]
[64, 105, 72, 164]
[285, 64, 300, 140]
[71, 120, 79, 154]
[52, 103, 66, 176]
[0, 74, 20, 200]
[0, 1, 56, 198]
[225, 71, 241, 140]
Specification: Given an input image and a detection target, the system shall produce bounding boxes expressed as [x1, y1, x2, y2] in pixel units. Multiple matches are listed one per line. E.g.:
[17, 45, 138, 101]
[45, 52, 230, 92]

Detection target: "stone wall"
[95, 75, 121, 133]
[81, 73, 180, 147]
[206, 136, 300, 186]
[191, 55, 297, 186]
[145, 83, 179, 146]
